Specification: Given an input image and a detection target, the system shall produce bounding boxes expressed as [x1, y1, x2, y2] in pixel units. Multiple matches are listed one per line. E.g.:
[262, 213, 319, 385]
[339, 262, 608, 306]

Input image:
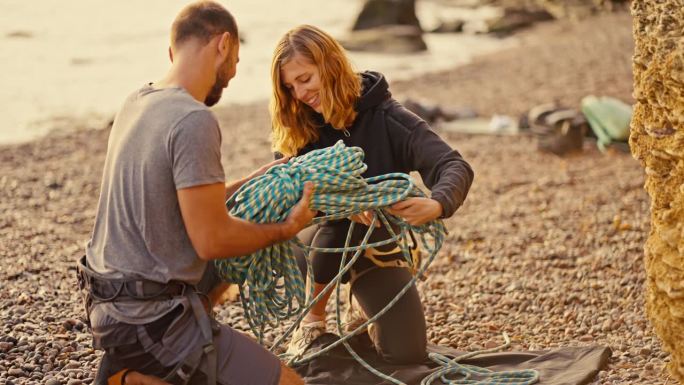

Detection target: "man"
[80, 2, 314, 384]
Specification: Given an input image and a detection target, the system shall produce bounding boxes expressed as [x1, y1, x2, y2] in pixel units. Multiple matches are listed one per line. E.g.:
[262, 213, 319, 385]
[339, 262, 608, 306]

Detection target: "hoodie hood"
[356, 71, 391, 112]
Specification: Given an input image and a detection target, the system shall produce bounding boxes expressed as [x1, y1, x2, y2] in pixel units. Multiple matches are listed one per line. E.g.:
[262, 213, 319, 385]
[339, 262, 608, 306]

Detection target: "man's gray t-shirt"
[86, 85, 225, 323]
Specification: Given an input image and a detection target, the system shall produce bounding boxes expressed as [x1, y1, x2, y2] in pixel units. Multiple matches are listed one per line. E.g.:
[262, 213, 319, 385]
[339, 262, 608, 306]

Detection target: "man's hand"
[246, 157, 290, 180]
[283, 181, 317, 239]
[349, 210, 380, 227]
[386, 197, 443, 226]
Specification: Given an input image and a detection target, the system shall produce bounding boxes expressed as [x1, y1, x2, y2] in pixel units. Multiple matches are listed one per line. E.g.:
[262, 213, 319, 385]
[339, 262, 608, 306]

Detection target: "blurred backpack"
[525, 102, 588, 156]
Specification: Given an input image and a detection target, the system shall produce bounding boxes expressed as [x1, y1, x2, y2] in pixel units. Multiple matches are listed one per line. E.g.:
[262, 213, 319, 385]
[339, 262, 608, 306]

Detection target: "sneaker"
[286, 320, 326, 357]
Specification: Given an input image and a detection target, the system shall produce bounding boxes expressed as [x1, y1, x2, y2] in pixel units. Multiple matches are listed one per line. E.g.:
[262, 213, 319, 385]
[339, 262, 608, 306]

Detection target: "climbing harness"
[215, 140, 540, 385]
[76, 256, 219, 385]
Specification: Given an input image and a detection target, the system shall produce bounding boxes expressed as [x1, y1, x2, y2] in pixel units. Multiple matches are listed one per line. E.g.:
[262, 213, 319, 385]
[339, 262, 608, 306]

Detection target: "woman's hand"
[386, 197, 443, 226]
[349, 210, 380, 227]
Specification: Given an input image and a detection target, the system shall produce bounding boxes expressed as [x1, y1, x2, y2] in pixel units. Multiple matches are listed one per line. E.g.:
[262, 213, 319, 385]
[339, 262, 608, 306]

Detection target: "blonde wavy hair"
[270, 25, 361, 156]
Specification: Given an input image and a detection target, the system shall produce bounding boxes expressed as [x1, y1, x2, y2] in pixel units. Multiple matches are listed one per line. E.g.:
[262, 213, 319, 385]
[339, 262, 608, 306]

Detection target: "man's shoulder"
[122, 86, 216, 129]
[143, 86, 208, 113]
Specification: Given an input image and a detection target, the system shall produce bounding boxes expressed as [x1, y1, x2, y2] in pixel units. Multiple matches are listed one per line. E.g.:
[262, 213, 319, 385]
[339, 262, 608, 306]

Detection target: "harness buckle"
[203, 344, 215, 354]
[176, 364, 194, 382]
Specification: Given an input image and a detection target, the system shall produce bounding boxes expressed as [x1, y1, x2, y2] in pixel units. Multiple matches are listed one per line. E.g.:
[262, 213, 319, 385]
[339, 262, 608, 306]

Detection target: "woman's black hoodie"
[297, 71, 474, 218]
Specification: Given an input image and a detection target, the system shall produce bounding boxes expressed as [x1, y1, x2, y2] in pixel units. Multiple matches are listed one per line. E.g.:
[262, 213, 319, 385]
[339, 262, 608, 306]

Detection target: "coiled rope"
[215, 140, 538, 385]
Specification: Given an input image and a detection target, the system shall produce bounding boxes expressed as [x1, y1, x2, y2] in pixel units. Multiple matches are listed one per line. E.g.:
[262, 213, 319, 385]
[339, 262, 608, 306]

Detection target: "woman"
[270, 25, 474, 364]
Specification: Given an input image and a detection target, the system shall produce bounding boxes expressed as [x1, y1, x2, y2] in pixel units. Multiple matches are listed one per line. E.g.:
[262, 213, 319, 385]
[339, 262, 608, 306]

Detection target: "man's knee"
[278, 362, 304, 385]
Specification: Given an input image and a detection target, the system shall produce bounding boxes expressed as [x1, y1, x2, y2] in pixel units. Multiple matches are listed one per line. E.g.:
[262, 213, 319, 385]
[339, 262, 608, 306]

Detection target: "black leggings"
[296, 222, 428, 364]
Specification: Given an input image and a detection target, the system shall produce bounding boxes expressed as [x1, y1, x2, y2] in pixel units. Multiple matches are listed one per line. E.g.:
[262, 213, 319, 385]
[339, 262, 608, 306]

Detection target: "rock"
[430, 19, 465, 33]
[0, 341, 13, 352]
[632, 2, 684, 380]
[462, 330, 476, 338]
[601, 319, 613, 332]
[8, 368, 26, 377]
[578, 334, 594, 342]
[6, 31, 34, 39]
[62, 319, 78, 331]
[352, 0, 421, 31]
[639, 347, 652, 357]
[541, 1, 597, 20]
[340, 25, 427, 54]
[489, 8, 554, 34]
[464, 7, 553, 35]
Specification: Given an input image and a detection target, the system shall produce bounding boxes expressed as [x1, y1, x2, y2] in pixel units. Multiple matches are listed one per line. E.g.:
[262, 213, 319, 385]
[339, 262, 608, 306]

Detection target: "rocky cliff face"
[630, 1, 684, 382]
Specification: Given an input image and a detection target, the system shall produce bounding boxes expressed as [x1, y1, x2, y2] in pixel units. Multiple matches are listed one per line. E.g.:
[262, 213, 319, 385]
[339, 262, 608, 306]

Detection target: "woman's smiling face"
[280, 53, 323, 113]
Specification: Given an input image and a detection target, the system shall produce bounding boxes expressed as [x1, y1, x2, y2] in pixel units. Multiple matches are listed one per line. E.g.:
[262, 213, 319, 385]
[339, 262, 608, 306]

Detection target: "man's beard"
[205, 59, 229, 107]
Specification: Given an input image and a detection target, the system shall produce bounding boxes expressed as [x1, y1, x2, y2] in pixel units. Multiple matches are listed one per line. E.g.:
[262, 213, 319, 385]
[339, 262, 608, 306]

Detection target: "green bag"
[581, 95, 632, 151]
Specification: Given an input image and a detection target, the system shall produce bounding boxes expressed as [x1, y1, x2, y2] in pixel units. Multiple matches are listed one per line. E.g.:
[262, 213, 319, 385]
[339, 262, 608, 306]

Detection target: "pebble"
[601, 319, 612, 332]
[8, 368, 26, 377]
[484, 340, 500, 349]
[579, 335, 594, 342]
[0, 342, 13, 352]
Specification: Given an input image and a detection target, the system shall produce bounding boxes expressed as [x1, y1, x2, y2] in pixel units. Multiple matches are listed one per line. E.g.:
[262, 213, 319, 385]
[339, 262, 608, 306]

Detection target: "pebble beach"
[0, 10, 671, 385]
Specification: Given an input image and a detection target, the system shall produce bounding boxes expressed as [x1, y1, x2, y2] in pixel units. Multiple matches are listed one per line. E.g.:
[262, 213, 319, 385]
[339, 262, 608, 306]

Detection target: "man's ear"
[217, 32, 232, 60]
[168, 46, 174, 63]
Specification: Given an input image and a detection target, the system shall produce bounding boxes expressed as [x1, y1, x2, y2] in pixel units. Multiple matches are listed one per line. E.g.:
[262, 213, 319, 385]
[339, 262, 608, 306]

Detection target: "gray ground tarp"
[294, 333, 611, 385]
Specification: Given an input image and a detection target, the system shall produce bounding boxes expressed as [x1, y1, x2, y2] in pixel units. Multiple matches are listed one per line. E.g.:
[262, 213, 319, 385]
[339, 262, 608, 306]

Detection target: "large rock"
[430, 19, 465, 34]
[478, 0, 629, 20]
[340, 25, 427, 54]
[540, 0, 628, 19]
[352, 0, 422, 31]
[463, 7, 553, 34]
[630, 0, 684, 382]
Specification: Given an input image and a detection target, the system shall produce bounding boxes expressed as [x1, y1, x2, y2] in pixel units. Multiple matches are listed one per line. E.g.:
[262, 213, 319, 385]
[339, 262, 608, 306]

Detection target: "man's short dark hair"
[171, 1, 238, 47]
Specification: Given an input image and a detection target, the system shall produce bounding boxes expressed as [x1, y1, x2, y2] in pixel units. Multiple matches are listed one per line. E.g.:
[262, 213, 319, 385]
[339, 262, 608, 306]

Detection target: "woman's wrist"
[430, 198, 444, 219]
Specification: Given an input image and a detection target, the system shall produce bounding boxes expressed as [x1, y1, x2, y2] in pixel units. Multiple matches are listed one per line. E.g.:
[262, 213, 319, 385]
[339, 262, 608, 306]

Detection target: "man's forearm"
[203, 216, 294, 260]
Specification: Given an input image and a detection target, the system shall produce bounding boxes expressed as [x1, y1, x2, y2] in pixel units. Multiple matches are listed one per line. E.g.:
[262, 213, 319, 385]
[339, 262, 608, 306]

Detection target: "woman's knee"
[370, 316, 427, 364]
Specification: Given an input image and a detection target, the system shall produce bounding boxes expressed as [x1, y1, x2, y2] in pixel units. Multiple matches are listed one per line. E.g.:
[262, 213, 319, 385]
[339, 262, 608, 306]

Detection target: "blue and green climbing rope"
[215, 140, 538, 385]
